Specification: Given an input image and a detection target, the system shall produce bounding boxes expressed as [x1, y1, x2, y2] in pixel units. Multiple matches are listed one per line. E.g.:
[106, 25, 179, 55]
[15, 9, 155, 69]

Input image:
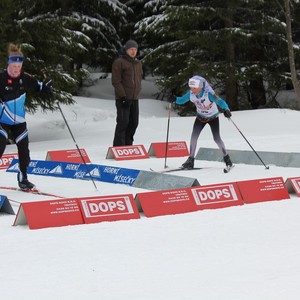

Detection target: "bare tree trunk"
[224, 13, 238, 110]
[284, 0, 300, 107]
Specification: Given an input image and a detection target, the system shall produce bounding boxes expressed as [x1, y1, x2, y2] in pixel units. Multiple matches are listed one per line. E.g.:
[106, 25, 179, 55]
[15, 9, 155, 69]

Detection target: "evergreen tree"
[0, 0, 18, 69]
[118, 0, 147, 79]
[66, 0, 130, 70]
[281, 0, 300, 107]
[1, 0, 130, 111]
[118, 0, 140, 42]
[137, 0, 300, 110]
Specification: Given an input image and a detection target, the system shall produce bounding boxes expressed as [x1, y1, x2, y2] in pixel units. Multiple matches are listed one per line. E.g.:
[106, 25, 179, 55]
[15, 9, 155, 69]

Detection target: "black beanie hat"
[124, 40, 138, 50]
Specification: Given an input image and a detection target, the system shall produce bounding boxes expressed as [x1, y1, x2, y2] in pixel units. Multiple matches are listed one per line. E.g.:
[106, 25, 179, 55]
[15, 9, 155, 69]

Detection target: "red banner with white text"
[79, 194, 140, 223]
[148, 141, 189, 158]
[46, 148, 91, 163]
[237, 177, 290, 204]
[106, 145, 149, 160]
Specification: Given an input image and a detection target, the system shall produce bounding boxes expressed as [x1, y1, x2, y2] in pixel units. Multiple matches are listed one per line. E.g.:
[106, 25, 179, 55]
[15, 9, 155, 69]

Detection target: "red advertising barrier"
[135, 182, 243, 217]
[46, 148, 91, 163]
[79, 194, 140, 223]
[135, 187, 198, 217]
[285, 177, 300, 196]
[13, 194, 140, 229]
[0, 153, 18, 170]
[11, 175, 294, 229]
[237, 177, 290, 204]
[106, 145, 149, 160]
[13, 199, 84, 230]
[191, 182, 243, 210]
[148, 141, 189, 158]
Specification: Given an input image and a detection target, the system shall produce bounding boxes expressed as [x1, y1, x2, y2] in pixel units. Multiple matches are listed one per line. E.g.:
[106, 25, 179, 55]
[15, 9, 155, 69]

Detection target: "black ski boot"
[181, 157, 195, 169]
[223, 154, 233, 167]
[17, 172, 35, 190]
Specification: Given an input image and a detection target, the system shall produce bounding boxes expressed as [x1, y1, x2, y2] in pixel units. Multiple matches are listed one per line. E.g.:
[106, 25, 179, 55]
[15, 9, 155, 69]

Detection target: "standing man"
[111, 40, 143, 146]
[0, 43, 52, 190]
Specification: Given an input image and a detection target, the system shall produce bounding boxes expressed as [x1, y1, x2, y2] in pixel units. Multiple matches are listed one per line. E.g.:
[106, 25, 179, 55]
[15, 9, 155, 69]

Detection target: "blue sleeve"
[175, 91, 191, 105]
[208, 93, 229, 110]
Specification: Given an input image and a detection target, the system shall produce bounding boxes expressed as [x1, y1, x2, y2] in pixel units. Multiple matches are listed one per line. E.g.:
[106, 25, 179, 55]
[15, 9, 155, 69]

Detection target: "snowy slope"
[1, 78, 300, 300]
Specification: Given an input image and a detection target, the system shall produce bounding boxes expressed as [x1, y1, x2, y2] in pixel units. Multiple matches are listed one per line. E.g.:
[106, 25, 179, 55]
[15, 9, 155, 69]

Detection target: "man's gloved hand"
[121, 97, 130, 108]
[223, 110, 232, 118]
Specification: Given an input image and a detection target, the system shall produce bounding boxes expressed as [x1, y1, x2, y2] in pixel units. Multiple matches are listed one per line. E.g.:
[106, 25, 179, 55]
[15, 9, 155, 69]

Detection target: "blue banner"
[6, 159, 140, 186]
[0, 195, 15, 215]
[0, 195, 6, 208]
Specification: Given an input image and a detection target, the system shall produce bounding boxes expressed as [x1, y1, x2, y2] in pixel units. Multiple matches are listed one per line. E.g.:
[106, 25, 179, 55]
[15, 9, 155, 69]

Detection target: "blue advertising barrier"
[6, 159, 140, 186]
[0, 195, 15, 215]
[6, 159, 200, 190]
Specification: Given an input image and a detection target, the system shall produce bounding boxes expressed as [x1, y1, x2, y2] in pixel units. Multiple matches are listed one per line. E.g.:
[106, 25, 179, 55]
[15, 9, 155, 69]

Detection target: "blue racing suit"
[0, 70, 51, 177]
[176, 89, 230, 158]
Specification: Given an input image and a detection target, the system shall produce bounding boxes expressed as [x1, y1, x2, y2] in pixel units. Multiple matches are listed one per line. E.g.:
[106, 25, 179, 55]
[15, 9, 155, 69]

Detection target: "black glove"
[120, 97, 130, 108]
[224, 110, 232, 118]
[44, 78, 53, 87]
[168, 94, 176, 103]
[43, 78, 53, 93]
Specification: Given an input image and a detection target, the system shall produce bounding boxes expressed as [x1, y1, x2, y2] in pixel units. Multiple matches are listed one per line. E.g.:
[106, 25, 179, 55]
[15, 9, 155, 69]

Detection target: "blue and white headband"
[8, 54, 24, 64]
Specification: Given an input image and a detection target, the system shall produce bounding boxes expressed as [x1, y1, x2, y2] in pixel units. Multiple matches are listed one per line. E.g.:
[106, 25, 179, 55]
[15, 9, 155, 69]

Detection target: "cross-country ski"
[0, 186, 64, 198]
[150, 167, 205, 173]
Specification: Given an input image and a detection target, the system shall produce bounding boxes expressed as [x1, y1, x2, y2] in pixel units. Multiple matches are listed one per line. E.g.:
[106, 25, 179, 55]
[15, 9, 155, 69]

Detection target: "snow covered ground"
[1, 77, 300, 300]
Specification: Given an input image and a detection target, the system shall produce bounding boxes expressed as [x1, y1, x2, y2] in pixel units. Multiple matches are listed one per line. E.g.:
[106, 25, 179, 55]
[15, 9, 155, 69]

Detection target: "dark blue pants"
[113, 99, 139, 146]
[0, 122, 30, 176]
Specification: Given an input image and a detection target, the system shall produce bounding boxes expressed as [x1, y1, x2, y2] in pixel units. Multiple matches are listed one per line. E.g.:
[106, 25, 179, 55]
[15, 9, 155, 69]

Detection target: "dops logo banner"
[6, 159, 140, 186]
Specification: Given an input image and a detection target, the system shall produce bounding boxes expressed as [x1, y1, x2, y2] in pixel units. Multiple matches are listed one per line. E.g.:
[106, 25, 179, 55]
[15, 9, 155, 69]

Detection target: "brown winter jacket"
[111, 54, 143, 100]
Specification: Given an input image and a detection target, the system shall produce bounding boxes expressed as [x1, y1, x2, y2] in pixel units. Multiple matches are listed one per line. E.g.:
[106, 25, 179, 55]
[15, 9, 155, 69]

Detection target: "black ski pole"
[164, 102, 172, 169]
[56, 102, 98, 190]
[0, 97, 5, 120]
[229, 117, 269, 169]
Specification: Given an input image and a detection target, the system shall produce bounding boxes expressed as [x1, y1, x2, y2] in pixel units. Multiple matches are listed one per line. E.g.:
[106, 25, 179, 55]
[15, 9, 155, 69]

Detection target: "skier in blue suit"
[175, 75, 233, 169]
[0, 43, 52, 190]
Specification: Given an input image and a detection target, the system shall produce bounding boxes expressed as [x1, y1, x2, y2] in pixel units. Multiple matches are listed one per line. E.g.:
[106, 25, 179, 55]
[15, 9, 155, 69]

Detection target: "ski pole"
[164, 102, 172, 168]
[0, 97, 5, 120]
[229, 117, 269, 169]
[56, 102, 98, 190]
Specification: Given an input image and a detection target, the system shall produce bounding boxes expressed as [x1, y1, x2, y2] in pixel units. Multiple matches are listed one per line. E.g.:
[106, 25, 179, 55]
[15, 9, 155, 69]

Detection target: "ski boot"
[181, 157, 195, 169]
[17, 172, 36, 190]
[223, 154, 233, 173]
[223, 154, 233, 167]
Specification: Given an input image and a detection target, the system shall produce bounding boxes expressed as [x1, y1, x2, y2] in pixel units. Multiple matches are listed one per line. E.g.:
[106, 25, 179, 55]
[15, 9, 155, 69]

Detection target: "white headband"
[188, 78, 203, 89]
